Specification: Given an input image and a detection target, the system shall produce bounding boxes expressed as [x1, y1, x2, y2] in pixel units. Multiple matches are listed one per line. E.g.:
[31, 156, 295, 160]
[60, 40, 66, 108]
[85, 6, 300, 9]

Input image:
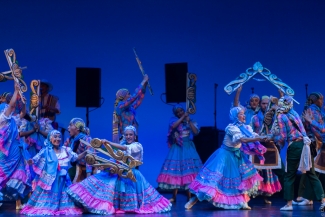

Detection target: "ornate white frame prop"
[224, 62, 299, 104]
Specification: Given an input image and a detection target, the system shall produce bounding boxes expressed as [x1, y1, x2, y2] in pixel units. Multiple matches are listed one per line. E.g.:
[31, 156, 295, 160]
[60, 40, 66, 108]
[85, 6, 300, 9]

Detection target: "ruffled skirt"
[157, 137, 202, 189]
[257, 169, 282, 196]
[0, 140, 31, 200]
[67, 169, 172, 215]
[21, 172, 82, 215]
[188, 144, 263, 209]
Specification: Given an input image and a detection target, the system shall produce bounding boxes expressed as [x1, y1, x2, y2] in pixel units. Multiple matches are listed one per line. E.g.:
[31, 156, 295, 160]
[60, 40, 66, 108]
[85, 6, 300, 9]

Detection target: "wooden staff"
[133, 48, 153, 95]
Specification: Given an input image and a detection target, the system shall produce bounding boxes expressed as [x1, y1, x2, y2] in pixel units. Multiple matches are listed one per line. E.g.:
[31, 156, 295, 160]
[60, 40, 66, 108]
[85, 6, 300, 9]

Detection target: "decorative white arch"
[224, 62, 299, 104]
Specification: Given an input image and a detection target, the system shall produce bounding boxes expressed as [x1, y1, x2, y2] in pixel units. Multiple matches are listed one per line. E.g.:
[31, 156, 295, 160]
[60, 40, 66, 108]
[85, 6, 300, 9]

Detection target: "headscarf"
[124, 125, 137, 135]
[44, 130, 62, 148]
[114, 88, 129, 107]
[1, 92, 11, 99]
[229, 107, 243, 124]
[261, 95, 270, 101]
[276, 95, 293, 114]
[172, 105, 184, 116]
[113, 88, 129, 143]
[70, 118, 86, 133]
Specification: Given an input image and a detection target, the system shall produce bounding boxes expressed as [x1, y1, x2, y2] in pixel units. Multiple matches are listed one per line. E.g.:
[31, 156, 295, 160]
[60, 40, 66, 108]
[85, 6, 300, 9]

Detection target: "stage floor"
[0, 193, 323, 217]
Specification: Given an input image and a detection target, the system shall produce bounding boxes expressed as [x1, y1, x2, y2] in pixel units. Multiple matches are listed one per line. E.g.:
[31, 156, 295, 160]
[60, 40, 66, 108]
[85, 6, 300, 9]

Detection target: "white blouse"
[124, 142, 143, 162]
[56, 146, 78, 167]
[223, 124, 258, 148]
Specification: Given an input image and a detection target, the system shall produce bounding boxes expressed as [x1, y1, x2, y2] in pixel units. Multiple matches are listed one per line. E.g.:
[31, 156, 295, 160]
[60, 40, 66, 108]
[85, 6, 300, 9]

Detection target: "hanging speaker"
[76, 67, 101, 107]
[165, 63, 188, 103]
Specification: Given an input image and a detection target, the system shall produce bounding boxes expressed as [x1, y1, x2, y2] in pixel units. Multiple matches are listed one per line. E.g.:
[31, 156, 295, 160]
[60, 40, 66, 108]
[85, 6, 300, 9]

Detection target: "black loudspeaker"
[76, 68, 101, 107]
[193, 127, 225, 163]
[165, 63, 188, 103]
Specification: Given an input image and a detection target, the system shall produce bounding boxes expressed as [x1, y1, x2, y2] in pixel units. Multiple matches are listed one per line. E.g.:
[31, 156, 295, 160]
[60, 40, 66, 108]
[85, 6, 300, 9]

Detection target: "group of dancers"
[0, 72, 325, 215]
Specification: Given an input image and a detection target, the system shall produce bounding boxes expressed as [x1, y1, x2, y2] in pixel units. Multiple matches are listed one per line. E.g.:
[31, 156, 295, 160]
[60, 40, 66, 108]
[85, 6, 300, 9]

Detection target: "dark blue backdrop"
[1, 0, 325, 185]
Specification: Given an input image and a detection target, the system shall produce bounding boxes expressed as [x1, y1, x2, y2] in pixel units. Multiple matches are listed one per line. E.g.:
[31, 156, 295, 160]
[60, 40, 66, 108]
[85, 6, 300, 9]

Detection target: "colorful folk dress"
[157, 118, 202, 190]
[20, 146, 83, 215]
[0, 104, 31, 201]
[67, 142, 172, 215]
[188, 124, 263, 209]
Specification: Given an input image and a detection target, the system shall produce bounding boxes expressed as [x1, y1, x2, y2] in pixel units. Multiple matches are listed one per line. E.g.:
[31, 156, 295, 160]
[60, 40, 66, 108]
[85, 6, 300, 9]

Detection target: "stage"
[0, 194, 323, 217]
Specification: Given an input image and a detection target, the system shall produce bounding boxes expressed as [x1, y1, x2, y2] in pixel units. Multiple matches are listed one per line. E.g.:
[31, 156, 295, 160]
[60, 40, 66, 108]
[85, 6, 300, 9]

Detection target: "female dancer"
[233, 85, 260, 124]
[66, 125, 172, 214]
[157, 105, 202, 202]
[0, 83, 31, 208]
[185, 107, 265, 210]
[21, 130, 86, 215]
[112, 75, 148, 143]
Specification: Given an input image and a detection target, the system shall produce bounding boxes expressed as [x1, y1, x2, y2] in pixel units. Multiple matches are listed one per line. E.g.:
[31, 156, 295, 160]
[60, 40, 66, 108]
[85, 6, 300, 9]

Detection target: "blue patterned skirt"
[157, 137, 202, 190]
[20, 167, 82, 215]
[188, 144, 263, 209]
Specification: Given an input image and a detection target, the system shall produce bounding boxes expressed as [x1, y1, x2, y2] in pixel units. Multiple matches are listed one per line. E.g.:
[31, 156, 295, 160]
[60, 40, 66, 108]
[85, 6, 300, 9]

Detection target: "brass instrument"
[133, 48, 153, 95]
[81, 138, 143, 182]
[186, 73, 197, 114]
[2, 49, 28, 104]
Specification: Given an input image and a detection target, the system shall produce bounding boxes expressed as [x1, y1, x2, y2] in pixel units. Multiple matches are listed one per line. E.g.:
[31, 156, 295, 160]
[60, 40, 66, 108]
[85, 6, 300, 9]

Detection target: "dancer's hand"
[142, 74, 149, 84]
[33, 123, 40, 133]
[27, 159, 33, 165]
[302, 109, 313, 123]
[101, 139, 110, 144]
[184, 112, 190, 122]
[98, 166, 105, 170]
[237, 84, 243, 92]
[271, 105, 278, 111]
[14, 82, 20, 92]
[265, 134, 274, 142]
[259, 136, 267, 142]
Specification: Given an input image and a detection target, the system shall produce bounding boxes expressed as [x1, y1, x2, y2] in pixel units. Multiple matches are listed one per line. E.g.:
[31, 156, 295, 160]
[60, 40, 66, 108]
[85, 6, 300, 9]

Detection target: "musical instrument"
[133, 48, 154, 95]
[81, 138, 142, 182]
[186, 73, 197, 114]
[224, 62, 299, 104]
[1, 49, 28, 104]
